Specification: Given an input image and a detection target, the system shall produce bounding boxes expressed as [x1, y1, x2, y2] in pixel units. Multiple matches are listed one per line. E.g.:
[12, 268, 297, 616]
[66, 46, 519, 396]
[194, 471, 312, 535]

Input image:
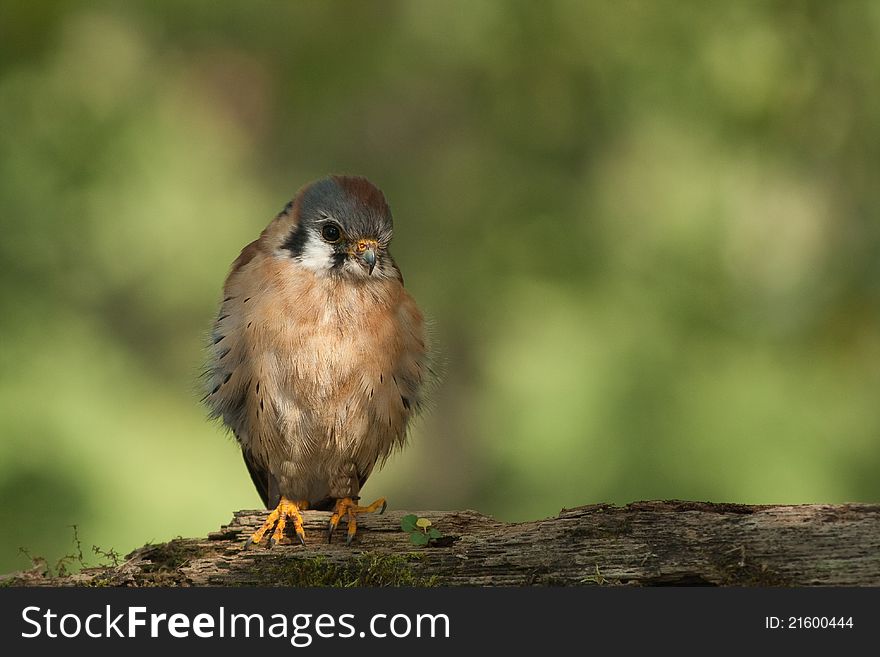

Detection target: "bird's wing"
[205, 243, 258, 422]
[242, 446, 280, 509]
[206, 238, 284, 509]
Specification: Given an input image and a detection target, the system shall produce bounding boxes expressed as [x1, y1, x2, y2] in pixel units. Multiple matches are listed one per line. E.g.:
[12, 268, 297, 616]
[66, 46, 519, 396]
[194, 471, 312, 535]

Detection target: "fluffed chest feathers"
[242, 259, 425, 443]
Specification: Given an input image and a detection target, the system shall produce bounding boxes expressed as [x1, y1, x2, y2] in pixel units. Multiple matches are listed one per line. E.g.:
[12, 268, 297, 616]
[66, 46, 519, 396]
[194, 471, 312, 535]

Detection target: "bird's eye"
[321, 223, 342, 243]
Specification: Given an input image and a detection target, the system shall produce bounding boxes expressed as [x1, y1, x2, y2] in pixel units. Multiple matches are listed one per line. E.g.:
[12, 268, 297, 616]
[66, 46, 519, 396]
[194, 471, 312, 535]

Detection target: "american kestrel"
[205, 176, 428, 546]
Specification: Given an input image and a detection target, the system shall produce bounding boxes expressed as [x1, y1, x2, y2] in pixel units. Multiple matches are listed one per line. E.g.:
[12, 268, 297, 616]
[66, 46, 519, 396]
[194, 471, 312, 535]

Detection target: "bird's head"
[278, 176, 396, 280]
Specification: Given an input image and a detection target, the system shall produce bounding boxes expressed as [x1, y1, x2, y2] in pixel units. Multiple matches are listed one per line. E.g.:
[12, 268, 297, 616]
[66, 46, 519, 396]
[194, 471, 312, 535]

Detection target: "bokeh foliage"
[1, 1, 879, 573]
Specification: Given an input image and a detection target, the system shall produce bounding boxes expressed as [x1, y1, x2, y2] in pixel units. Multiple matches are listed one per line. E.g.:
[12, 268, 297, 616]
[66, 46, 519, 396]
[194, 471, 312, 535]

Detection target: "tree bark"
[4, 501, 879, 586]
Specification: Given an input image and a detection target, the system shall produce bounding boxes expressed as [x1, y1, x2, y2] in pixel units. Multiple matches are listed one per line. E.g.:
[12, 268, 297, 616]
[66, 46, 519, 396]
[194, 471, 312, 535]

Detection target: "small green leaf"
[401, 514, 418, 533]
[409, 532, 430, 546]
[415, 517, 432, 529]
[427, 528, 442, 539]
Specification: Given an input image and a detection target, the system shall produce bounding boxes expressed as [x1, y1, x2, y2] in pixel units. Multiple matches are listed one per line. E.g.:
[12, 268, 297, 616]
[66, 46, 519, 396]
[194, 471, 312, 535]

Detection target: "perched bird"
[205, 176, 428, 546]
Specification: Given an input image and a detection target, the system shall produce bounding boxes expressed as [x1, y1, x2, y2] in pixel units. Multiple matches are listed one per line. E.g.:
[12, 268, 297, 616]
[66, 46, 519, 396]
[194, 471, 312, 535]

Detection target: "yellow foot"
[246, 497, 308, 548]
[327, 496, 387, 545]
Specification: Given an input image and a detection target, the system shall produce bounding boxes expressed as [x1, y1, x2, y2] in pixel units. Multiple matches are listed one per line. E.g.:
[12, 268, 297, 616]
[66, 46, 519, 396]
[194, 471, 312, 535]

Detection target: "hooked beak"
[362, 248, 376, 275]
[355, 239, 378, 275]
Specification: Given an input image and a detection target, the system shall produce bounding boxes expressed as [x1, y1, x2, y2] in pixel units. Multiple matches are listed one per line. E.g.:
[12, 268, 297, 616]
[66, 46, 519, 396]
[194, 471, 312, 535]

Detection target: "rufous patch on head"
[332, 176, 390, 217]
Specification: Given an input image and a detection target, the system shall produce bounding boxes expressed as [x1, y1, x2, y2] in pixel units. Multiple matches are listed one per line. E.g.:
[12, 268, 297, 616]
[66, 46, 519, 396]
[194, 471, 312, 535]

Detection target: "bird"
[204, 175, 428, 546]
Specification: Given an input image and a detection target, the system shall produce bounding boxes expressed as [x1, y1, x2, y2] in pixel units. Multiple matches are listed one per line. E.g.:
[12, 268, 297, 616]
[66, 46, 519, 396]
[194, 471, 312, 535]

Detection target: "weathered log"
[4, 501, 879, 586]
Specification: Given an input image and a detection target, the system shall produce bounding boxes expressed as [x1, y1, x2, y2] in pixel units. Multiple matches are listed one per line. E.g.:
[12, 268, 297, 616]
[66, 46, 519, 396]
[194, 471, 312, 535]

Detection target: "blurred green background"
[2, 0, 880, 574]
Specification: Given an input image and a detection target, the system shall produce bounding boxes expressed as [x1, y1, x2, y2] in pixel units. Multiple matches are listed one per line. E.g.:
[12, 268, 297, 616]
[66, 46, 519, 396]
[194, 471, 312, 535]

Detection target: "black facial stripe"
[281, 221, 310, 258]
[330, 251, 347, 270]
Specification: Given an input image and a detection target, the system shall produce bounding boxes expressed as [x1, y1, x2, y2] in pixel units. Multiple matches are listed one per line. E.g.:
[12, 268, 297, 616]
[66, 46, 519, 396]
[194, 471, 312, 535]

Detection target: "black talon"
[297, 532, 306, 546]
[379, 501, 387, 515]
[346, 532, 355, 546]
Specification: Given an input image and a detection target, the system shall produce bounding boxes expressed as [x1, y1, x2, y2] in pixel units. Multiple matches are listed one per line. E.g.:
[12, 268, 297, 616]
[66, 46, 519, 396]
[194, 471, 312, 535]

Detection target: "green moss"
[249, 553, 439, 587]
[81, 573, 116, 587]
[139, 539, 198, 572]
[105, 538, 202, 586]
